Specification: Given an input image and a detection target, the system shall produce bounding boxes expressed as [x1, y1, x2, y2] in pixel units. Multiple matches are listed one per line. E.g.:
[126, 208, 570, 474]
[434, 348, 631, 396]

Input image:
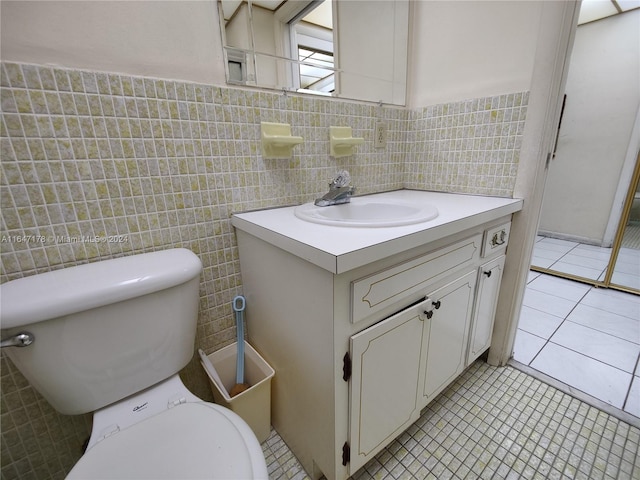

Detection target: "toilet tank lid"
[0, 249, 202, 329]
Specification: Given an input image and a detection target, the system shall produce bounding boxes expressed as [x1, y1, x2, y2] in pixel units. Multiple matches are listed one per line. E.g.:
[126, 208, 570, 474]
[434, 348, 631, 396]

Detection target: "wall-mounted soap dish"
[261, 122, 304, 159]
[330, 126, 364, 158]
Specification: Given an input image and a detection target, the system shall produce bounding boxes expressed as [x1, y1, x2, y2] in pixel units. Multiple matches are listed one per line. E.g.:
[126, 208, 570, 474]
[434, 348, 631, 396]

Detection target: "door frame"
[489, 0, 581, 366]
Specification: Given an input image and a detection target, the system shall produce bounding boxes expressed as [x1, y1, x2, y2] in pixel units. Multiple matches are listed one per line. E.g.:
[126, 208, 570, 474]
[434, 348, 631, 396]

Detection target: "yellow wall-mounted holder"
[329, 126, 365, 158]
[260, 122, 304, 159]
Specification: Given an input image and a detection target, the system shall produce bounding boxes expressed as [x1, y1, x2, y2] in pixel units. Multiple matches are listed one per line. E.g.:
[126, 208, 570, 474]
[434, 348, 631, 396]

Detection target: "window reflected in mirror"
[217, 0, 408, 105]
[298, 47, 334, 93]
[293, 1, 334, 94]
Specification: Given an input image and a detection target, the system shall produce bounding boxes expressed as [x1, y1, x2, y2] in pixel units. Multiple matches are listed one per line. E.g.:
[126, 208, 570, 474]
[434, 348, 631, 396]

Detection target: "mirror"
[609, 155, 640, 292]
[530, 6, 639, 294]
[217, 0, 409, 105]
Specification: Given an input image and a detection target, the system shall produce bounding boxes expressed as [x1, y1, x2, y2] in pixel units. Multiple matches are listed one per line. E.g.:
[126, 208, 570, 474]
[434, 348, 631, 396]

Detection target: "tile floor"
[261, 362, 640, 480]
[513, 271, 640, 420]
[531, 236, 640, 290]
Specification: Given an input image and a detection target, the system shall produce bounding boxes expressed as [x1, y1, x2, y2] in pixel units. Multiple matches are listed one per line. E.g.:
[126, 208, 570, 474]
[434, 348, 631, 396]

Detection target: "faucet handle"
[332, 170, 351, 188]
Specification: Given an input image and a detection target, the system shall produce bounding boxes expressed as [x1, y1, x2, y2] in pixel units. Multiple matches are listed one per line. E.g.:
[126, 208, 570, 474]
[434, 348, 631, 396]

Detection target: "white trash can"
[201, 341, 274, 443]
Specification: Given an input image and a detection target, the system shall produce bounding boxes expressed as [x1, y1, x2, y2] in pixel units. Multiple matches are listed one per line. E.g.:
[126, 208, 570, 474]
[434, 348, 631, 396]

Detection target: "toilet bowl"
[0, 249, 268, 479]
[67, 375, 268, 479]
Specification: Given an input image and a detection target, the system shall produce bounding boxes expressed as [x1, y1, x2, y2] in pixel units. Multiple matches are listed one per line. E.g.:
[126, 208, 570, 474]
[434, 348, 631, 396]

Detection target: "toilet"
[0, 248, 268, 479]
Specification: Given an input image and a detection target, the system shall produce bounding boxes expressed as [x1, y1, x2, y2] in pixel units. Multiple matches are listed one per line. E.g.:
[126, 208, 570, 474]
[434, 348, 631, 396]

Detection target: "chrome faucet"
[315, 171, 356, 206]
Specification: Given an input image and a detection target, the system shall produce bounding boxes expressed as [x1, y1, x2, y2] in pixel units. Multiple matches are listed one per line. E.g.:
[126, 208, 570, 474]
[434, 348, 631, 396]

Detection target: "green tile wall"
[407, 93, 528, 197]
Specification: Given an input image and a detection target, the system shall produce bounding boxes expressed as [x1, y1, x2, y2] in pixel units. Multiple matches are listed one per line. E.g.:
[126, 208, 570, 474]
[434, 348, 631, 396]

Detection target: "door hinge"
[342, 441, 350, 466]
[168, 395, 187, 409]
[342, 352, 352, 381]
[97, 424, 120, 444]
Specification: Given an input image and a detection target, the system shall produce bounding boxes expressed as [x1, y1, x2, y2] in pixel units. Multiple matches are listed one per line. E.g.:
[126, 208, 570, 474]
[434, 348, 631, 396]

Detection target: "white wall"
[0, 0, 226, 86]
[336, 0, 408, 105]
[225, 3, 252, 50]
[538, 10, 640, 245]
[251, 5, 280, 88]
[2, 1, 542, 109]
[407, 1, 541, 108]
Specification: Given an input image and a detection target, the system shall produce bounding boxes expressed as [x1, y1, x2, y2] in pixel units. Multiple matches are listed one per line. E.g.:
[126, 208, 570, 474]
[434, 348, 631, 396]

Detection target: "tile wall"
[0, 61, 528, 479]
[406, 92, 528, 197]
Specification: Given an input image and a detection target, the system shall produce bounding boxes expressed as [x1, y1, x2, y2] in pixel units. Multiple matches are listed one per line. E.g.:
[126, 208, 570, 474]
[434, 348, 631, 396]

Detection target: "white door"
[348, 298, 430, 474]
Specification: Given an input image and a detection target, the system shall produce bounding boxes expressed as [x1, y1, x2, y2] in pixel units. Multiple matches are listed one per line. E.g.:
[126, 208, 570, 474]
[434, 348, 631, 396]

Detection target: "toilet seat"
[66, 402, 268, 479]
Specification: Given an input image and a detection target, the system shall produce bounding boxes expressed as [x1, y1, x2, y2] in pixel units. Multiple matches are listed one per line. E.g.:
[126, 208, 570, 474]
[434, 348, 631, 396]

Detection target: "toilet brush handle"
[233, 296, 246, 385]
[235, 310, 245, 384]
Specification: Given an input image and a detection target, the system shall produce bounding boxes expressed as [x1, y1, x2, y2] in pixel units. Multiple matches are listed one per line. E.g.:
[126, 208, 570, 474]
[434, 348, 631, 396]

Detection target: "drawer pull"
[491, 231, 506, 246]
[432, 300, 441, 310]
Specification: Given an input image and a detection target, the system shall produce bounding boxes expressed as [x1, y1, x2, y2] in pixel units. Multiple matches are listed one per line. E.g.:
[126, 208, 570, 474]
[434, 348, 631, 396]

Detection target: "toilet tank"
[0, 249, 202, 415]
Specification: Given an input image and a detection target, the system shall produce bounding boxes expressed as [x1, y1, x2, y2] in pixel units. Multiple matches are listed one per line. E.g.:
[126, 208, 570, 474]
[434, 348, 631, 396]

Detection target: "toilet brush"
[230, 295, 250, 397]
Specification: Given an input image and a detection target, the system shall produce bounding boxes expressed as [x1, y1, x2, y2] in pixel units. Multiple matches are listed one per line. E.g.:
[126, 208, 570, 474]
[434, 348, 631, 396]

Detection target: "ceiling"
[220, 0, 282, 21]
[578, 0, 640, 24]
[221, 0, 332, 28]
[220, 1, 639, 30]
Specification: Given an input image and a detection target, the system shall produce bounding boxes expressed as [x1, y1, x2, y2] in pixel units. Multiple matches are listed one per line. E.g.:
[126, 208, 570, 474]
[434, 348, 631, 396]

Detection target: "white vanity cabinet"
[231, 190, 522, 480]
[348, 268, 480, 473]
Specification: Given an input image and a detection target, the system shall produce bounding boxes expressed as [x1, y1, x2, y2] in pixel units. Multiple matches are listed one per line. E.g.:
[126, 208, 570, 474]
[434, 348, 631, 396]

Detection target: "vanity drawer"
[351, 234, 482, 324]
[482, 222, 511, 257]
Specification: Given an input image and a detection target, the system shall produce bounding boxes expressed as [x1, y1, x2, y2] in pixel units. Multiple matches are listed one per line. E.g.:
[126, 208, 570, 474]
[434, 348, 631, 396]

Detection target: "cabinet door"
[349, 298, 430, 474]
[420, 271, 477, 408]
[467, 255, 506, 365]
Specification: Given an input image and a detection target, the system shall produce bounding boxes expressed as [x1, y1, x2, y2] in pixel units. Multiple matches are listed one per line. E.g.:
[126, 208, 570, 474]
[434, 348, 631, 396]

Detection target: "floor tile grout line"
[524, 283, 589, 368]
[574, 296, 640, 323]
[560, 317, 640, 347]
[526, 278, 591, 305]
[546, 337, 637, 376]
[554, 242, 610, 274]
[520, 303, 569, 321]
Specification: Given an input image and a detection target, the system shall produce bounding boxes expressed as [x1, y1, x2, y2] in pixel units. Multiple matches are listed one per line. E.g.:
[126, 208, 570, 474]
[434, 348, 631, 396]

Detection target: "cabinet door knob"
[423, 310, 433, 319]
[432, 300, 441, 309]
[483, 270, 492, 278]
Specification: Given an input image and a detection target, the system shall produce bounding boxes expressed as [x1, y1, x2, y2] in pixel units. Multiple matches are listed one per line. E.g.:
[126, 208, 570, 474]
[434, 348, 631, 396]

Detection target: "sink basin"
[294, 197, 439, 227]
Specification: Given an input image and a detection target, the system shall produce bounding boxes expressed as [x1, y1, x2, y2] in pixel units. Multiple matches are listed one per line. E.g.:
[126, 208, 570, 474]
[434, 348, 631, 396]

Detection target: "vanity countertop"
[231, 190, 523, 274]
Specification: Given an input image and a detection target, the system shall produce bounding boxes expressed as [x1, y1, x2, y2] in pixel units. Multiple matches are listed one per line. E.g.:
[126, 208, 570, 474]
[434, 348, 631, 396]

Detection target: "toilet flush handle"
[0, 331, 34, 348]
